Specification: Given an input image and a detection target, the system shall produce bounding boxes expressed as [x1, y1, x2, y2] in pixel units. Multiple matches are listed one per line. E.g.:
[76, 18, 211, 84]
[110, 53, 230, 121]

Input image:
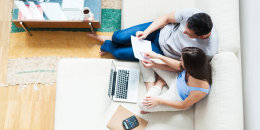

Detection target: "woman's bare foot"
[140, 110, 150, 114]
[86, 33, 112, 43]
[154, 76, 166, 89]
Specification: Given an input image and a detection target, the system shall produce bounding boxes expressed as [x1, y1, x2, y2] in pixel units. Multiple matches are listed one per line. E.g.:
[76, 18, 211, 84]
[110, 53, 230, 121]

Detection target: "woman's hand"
[142, 96, 161, 108]
[136, 31, 148, 40]
[144, 51, 161, 59]
[142, 60, 157, 68]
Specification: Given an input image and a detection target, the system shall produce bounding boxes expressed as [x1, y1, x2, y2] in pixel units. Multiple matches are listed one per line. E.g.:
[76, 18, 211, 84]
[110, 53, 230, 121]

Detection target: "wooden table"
[12, 0, 101, 36]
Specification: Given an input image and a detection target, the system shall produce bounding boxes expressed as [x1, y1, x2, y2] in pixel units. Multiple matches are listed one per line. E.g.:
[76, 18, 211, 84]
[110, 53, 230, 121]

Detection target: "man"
[88, 8, 218, 61]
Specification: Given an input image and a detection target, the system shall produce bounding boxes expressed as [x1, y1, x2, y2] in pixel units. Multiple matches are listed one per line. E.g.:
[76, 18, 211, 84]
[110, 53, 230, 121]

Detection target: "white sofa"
[121, 0, 243, 130]
[54, 0, 243, 130]
[55, 55, 243, 130]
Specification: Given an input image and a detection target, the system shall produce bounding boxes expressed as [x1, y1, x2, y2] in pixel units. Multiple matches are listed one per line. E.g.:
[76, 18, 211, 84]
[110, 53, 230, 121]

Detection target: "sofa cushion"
[121, 0, 194, 29]
[141, 108, 195, 130]
[195, 52, 243, 130]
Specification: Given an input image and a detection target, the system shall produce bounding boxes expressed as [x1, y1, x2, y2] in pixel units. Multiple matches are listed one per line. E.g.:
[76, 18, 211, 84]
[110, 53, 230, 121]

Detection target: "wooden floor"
[0, 0, 56, 130]
[0, 0, 12, 84]
[0, 84, 56, 130]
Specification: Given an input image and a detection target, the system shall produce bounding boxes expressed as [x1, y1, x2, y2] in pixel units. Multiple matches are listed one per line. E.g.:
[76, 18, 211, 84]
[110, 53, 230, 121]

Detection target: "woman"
[138, 47, 211, 113]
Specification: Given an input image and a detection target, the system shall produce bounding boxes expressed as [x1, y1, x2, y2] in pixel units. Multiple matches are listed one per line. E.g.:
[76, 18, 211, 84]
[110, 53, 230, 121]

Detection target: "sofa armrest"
[195, 52, 243, 130]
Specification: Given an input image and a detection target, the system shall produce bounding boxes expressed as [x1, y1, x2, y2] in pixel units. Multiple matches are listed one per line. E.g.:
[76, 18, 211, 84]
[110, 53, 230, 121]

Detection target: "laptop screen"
[108, 61, 117, 99]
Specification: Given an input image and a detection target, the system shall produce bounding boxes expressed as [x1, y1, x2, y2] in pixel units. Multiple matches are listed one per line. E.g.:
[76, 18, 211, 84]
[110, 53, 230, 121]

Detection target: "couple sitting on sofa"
[88, 8, 218, 113]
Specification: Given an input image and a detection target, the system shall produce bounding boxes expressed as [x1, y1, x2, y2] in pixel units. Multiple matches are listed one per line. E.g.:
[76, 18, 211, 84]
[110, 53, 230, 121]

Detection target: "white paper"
[62, 0, 84, 10]
[15, 1, 44, 20]
[131, 36, 165, 63]
[28, 2, 44, 20]
[40, 3, 67, 21]
[63, 10, 83, 20]
[131, 36, 152, 60]
[150, 58, 164, 64]
[15, 1, 33, 19]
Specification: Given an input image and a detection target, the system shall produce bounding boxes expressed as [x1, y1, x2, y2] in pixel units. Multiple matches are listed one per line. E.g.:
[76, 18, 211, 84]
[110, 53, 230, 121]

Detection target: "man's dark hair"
[187, 13, 213, 36]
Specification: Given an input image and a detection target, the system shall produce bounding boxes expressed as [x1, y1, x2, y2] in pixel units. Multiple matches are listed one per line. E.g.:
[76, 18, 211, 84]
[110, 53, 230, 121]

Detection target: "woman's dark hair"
[182, 47, 212, 85]
[187, 13, 213, 36]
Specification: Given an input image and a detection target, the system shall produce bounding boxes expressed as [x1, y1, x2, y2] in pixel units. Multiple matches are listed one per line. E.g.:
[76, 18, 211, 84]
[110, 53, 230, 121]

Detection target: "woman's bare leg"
[141, 76, 166, 114]
[154, 76, 166, 89]
[140, 110, 150, 114]
[145, 82, 155, 91]
[144, 74, 166, 91]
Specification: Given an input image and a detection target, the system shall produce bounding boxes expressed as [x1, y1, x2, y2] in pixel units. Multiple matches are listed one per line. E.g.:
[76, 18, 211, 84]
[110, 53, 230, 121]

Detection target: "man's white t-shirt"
[159, 8, 218, 60]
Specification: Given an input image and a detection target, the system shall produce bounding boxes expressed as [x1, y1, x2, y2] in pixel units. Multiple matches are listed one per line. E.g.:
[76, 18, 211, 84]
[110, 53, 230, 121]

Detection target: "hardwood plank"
[0, 0, 12, 21]
[30, 101, 55, 130]
[0, 87, 8, 129]
[0, 102, 8, 130]
[0, 0, 12, 83]
[0, 21, 11, 83]
[29, 84, 56, 130]
[19, 102, 32, 130]
[3, 101, 21, 130]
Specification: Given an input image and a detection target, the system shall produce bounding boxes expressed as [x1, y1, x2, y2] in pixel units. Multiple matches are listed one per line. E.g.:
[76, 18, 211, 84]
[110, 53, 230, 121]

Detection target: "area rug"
[6, 0, 122, 86]
[7, 57, 59, 86]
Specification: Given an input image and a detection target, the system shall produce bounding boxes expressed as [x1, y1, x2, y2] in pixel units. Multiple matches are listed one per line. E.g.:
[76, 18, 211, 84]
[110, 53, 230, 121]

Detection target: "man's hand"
[142, 96, 161, 108]
[136, 31, 148, 40]
[142, 60, 157, 68]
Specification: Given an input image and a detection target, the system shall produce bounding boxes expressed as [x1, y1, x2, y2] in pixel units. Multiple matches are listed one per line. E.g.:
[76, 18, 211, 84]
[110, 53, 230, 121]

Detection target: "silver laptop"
[108, 61, 140, 103]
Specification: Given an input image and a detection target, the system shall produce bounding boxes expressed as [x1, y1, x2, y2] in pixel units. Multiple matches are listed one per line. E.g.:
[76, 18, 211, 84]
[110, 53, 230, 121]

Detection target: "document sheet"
[131, 36, 152, 60]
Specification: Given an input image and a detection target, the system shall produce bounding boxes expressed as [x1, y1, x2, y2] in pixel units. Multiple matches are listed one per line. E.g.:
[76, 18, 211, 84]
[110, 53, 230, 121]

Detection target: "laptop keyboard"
[116, 70, 130, 99]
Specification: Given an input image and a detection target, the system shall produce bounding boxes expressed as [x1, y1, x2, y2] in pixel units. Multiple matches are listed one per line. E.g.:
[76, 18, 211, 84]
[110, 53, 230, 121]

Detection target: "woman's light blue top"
[176, 70, 210, 101]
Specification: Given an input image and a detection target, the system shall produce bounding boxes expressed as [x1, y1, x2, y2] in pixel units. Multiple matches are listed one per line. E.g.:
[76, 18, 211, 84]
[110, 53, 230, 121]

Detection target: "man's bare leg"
[86, 33, 112, 56]
[86, 33, 112, 42]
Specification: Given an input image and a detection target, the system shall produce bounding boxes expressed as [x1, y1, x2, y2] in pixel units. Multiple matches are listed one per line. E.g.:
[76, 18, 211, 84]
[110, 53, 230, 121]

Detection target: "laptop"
[108, 61, 140, 103]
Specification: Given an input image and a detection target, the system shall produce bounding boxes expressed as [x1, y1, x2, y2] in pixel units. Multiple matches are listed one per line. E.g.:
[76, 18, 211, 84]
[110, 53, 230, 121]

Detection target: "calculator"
[122, 115, 139, 130]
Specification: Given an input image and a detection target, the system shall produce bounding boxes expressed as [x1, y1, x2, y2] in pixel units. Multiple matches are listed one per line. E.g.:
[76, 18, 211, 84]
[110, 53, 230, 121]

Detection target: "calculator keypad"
[123, 115, 139, 129]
